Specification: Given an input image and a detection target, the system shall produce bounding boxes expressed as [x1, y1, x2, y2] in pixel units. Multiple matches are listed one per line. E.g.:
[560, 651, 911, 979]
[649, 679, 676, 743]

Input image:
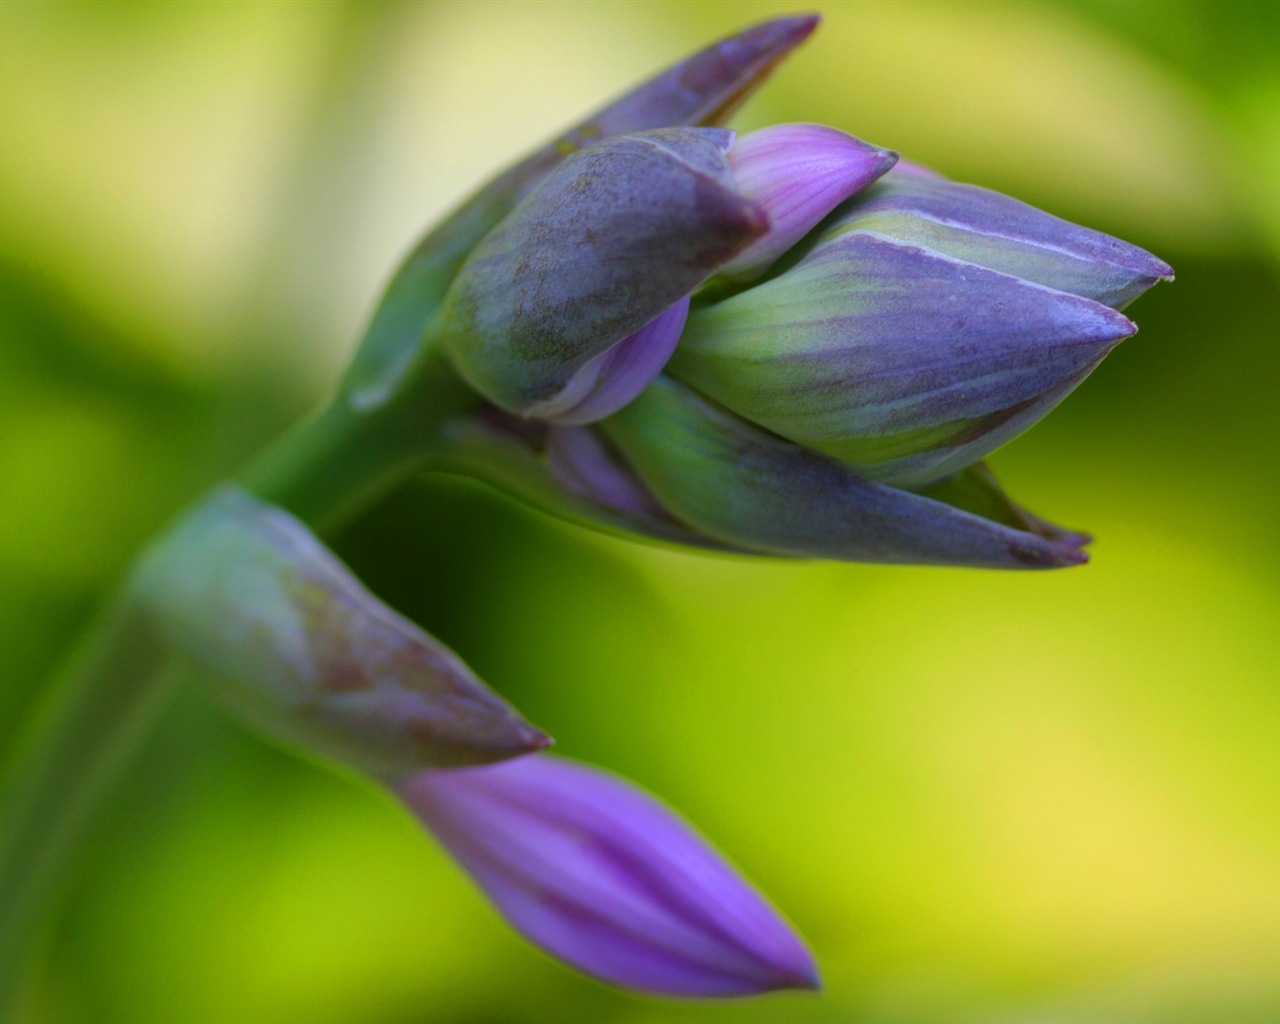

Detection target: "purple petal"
[720, 124, 897, 278]
[545, 425, 672, 520]
[135, 486, 549, 776]
[398, 755, 820, 997]
[532, 298, 691, 425]
[587, 16, 820, 137]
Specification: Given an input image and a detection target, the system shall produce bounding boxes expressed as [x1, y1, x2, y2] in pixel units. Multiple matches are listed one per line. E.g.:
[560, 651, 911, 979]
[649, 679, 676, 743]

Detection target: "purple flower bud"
[397, 755, 820, 997]
[718, 124, 898, 279]
[442, 128, 766, 419]
[600, 376, 1089, 569]
[134, 487, 549, 776]
[672, 232, 1140, 488]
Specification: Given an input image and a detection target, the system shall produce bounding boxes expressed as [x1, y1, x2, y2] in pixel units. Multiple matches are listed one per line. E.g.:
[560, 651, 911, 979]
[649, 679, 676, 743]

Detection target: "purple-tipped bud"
[134, 487, 548, 777]
[718, 124, 897, 279]
[672, 233, 1139, 488]
[441, 128, 767, 419]
[398, 755, 820, 997]
[827, 168, 1174, 310]
[601, 376, 1088, 569]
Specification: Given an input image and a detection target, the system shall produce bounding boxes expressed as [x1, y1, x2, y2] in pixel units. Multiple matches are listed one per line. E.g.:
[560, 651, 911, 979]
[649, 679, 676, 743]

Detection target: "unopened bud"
[399, 754, 820, 996]
[441, 128, 766, 422]
[134, 487, 549, 777]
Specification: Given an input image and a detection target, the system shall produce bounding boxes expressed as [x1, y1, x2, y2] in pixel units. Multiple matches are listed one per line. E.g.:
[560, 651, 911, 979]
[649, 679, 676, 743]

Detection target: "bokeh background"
[2, 2, 1278, 1021]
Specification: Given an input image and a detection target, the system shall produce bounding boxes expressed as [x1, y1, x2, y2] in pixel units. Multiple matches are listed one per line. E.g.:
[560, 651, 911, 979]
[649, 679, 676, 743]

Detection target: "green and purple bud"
[134, 487, 548, 777]
[359, 15, 1170, 568]
[398, 755, 820, 997]
[671, 229, 1144, 488]
[439, 127, 766, 422]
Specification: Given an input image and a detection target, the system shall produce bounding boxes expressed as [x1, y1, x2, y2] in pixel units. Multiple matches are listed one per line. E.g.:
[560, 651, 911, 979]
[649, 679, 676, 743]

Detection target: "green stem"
[0, 589, 174, 1012]
[0, 348, 477, 1015]
[242, 349, 480, 531]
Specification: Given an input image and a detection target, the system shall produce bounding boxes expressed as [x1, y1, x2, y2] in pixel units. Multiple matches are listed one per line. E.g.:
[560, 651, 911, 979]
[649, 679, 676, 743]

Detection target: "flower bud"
[600, 376, 1089, 569]
[134, 487, 549, 777]
[398, 755, 820, 997]
[671, 231, 1141, 488]
[824, 167, 1174, 309]
[719, 124, 898, 279]
[440, 128, 767, 421]
[343, 15, 819, 410]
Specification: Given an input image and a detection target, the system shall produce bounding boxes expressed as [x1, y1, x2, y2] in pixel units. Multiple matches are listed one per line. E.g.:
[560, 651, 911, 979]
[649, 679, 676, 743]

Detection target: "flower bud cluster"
[140, 13, 1172, 1003]
[431, 104, 1169, 568]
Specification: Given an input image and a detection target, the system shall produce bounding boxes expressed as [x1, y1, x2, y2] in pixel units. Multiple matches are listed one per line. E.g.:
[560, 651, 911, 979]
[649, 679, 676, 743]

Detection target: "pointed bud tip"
[745, 13, 821, 48]
[1014, 541, 1090, 568]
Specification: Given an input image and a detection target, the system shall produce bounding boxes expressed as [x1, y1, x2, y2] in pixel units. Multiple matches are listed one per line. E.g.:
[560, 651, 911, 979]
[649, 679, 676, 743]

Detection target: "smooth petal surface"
[134, 487, 548, 777]
[826, 169, 1174, 309]
[719, 124, 897, 278]
[602, 377, 1089, 569]
[443, 128, 766, 417]
[532, 297, 691, 425]
[343, 16, 818, 410]
[398, 755, 820, 997]
[673, 233, 1137, 487]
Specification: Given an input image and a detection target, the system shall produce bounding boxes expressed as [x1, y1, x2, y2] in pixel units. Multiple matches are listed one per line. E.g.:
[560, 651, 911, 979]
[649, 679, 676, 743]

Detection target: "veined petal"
[601, 377, 1089, 569]
[398, 755, 820, 997]
[719, 124, 897, 278]
[826, 169, 1174, 309]
[442, 128, 766, 417]
[133, 486, 549, 776]
[673, 233, 1136, 488]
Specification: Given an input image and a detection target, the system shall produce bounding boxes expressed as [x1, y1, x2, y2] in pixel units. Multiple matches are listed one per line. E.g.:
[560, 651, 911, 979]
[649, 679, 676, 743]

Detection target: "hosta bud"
[398, 755, 820, 996]
[440, 128, 767, 422]
[825, 168, 1175, 309]
[134, 487, 548, 777]
[600, 376, 1089, 569]
[671, 228, 1146, 488]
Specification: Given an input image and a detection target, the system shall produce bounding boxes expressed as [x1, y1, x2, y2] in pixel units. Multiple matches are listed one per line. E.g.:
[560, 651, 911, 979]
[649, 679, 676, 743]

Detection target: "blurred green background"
[2, 1, 1278, 1021]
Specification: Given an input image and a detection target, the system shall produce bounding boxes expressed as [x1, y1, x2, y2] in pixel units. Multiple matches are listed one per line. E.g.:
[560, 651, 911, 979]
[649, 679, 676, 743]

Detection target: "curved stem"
[0, 349, 478, 1014]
